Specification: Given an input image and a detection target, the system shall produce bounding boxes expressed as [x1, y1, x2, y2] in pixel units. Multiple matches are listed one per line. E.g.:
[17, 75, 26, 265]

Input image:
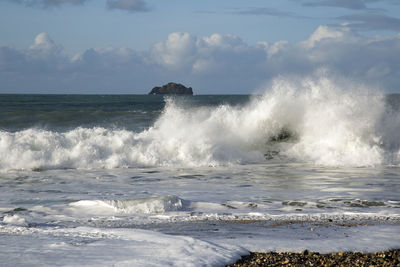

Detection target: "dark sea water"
[0, 94, 250, 132]
[0, 79, 399, 266]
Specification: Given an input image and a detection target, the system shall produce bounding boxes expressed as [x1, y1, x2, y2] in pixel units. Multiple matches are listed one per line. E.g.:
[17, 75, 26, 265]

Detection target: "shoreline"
[227, 249, 400, 266]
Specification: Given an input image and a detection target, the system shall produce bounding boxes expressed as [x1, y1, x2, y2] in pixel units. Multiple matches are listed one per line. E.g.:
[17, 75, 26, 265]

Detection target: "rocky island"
[148, 82, 193, 95]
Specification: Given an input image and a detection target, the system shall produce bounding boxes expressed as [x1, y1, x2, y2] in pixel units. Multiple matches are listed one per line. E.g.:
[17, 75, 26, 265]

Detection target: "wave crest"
[69, 196, 185, 214]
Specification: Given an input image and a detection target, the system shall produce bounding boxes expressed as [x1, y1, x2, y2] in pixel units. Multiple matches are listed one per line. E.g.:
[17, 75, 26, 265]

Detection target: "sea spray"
[139, 75, 389, 167]
[260, 76, 385, 166]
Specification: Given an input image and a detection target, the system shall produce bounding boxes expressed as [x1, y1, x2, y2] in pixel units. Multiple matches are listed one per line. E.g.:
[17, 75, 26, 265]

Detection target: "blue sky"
[1, 0, 400, 94]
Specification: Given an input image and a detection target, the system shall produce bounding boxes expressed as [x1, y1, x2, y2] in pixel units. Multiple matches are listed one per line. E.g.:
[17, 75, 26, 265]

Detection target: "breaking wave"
[1, 74, 399, 170]
[69, 195, 185, 214]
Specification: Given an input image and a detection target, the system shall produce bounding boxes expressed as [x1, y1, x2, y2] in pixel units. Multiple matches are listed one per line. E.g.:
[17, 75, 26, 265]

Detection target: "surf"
[0, 74, 399, 171]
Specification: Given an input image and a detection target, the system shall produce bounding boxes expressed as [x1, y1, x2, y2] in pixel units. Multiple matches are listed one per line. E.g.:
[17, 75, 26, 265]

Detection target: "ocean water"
[0, 76, 400, 266]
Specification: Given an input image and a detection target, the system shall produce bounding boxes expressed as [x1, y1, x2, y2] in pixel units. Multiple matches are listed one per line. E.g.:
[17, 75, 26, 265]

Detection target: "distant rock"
[148, 82, 193, 95]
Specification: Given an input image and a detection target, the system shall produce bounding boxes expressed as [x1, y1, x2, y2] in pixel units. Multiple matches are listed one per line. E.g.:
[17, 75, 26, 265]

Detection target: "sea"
[0, 77, 399, 266]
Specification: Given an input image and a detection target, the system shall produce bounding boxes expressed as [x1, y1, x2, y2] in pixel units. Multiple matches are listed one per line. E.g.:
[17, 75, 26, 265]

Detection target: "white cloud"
[28, 32, 61, 57]
[1, 27, 400, 93]
[150, 32, 197, 67]
[302, 25, 353, 48]
[1, 32, 63, 71]
[150, 32, 264, 76]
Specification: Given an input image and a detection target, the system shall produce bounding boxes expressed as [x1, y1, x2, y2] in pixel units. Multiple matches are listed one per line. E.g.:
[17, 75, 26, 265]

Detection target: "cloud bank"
[234, 7, 308, 19]
[302, 0, 399, 10]
[1, 26, 400, 93]
[303, 0, 370, 10]
[8, 0, 149, 10]
[8, 0, 88, 8]
[106, 0, 149, 12]
[338, 13, 400, 31]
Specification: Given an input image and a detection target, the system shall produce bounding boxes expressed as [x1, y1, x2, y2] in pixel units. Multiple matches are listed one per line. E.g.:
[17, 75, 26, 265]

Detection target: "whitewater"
[0, 75, 399, 266]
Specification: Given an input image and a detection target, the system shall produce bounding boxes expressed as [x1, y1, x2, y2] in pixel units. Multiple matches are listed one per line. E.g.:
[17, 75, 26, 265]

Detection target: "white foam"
[1, 218, 398, 266]
[207, 223, 400, 254]
[2, 214, 28, 226]
[0, 225, 246, 266]
[63, 196, 400, 225]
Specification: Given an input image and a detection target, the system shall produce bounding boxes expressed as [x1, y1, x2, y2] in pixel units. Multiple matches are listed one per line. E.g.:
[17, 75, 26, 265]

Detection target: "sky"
[1, 0, 400, 94]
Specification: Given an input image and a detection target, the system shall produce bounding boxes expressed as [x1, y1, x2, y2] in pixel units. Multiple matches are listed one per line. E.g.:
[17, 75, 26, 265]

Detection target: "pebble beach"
[228, 249, 400, 266]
